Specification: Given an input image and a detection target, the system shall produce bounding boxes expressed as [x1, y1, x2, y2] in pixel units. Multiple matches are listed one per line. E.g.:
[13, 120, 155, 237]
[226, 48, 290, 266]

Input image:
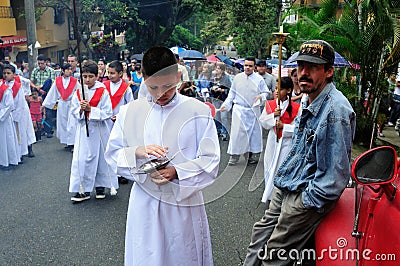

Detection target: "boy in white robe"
[105, 46, 220, 266]
[103, 60, 133, 184]
[0, 78, 19, 169]
[43, 64, 80, 149]
[3, 64, 36, 159]
[69, 60, 117, 202]
[259, 77, 301, 206]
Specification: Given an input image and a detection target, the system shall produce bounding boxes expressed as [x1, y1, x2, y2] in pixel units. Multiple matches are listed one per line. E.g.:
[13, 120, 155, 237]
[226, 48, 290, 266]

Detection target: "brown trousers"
[243, 187, 336, 266]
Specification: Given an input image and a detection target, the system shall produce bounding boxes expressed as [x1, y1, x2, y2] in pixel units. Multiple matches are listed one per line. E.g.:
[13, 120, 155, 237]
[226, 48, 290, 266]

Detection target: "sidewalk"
[378, 126, 400, 148]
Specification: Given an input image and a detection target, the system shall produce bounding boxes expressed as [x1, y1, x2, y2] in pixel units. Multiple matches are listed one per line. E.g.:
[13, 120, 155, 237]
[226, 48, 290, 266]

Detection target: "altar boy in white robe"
[105, 46, 220, 266]
[43, 63, 80, 149]
[69, 60, 117, 202]
[103, 60, 133, 185]
[0, 78, 19, 169]
[3, 64, 36, 159]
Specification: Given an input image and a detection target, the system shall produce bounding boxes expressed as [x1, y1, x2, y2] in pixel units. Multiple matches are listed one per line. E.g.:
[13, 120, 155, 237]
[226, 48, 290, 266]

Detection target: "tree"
[164, 25, 203, 50]
[200, 0, 278, 58]
[124, 0, 203, 53]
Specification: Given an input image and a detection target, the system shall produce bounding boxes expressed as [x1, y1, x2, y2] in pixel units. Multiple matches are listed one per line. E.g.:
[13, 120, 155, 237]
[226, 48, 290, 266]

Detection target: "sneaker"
[228, 155, 239, 165]
[221, 135, 228, 141]
[47, 133, 53, 138]
[388, 122, 394, 126]
[95, 187, 106, 199]
[247, 157, 258, 165]
[378, 133, 385, 137]
[71, 192, 90, 202]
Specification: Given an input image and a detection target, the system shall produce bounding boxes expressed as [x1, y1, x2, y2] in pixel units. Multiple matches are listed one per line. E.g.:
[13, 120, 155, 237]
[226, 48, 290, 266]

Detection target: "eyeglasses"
[244, 64, 254, 67]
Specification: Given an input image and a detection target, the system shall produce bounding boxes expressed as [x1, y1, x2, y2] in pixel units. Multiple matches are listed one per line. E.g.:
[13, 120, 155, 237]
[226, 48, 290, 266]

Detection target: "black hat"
[293, 40, 335, 65]
[256, 59, 266, 66]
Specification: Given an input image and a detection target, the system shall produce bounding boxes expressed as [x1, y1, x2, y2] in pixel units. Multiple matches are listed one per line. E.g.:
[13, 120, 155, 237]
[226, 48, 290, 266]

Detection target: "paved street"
[3, 126, 397, 266]
[0, 135, 266, 266]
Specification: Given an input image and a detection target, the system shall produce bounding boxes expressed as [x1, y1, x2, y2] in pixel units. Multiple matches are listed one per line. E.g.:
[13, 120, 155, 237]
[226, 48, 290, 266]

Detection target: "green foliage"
[165, 25, 203, 50]
[199, 0, 278, 58]
[90, 33, 120, 61]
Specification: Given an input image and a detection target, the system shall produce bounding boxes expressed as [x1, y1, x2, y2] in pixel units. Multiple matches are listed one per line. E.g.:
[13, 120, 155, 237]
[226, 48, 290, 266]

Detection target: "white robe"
[105, 94, 220, 266]
[69, 81, 117, 193]
[259, 99, 299, 202]
[107, 79, 134, 116]
[43, 76, 81, 145]
[0, 87, 19, 167]
[9, 80, 35, 157]
[222, 72, 269, 154]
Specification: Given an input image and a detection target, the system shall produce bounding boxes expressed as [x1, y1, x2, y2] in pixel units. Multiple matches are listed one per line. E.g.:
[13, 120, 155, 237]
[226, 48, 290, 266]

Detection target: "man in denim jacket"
[244, 40, 356, 266]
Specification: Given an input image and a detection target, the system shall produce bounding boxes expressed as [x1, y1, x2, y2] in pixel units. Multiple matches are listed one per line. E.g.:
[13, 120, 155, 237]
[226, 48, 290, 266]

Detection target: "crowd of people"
[0, 40, 357, 265]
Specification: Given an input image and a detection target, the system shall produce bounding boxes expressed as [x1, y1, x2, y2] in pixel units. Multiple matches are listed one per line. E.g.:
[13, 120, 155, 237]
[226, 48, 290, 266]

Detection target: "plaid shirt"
[31, 66, 56, 86]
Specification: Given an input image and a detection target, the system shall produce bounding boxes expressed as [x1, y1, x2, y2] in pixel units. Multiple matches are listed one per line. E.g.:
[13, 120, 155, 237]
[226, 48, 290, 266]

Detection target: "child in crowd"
[69, 60, 117, 202]
[103, 60, 134, 184]
[259, 76, 301, 207]
[28, 88, 45, 141]
[0, 70, 19, 169]
[43, 64, 80, 150]
[105, 46, 220, 265]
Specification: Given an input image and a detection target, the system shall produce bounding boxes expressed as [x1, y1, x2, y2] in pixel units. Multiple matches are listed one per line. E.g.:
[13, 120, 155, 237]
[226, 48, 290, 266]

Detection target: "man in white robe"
[105, 47, 220, 266]
[0, 80, 19, 169]
[43, 64, 80, 147]
[220, 56, 270, 165]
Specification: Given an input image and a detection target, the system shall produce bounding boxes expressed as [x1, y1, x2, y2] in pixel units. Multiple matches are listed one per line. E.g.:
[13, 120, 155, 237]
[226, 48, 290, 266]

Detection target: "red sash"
[103, 80, 129, 110]
[265, 99, 300, 138]
[14, 75, 21, 83]
[76, 87, 105, 108]
[0, 82, 7, 102]
[56, 76, 78, 101]
[11, 81, 22, 98]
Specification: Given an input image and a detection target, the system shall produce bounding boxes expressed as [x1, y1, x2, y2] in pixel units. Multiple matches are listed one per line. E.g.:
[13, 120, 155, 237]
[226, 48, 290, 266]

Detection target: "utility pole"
[24, 0, 38, 78]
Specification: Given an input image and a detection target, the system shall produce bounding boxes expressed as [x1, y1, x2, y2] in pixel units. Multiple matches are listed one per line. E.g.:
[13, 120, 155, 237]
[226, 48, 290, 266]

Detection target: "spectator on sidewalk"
[30, 54, 56, 138]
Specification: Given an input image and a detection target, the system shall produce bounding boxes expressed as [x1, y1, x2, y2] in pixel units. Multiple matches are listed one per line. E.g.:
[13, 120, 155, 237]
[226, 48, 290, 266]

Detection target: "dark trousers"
[244, 187, 336, 266]
[389, 102, 400, 124]
[44, 107, 56, 134]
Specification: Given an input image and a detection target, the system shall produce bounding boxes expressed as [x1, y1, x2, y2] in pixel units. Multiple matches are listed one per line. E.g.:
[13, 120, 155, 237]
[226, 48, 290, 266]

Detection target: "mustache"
[299, 76, 313, 83]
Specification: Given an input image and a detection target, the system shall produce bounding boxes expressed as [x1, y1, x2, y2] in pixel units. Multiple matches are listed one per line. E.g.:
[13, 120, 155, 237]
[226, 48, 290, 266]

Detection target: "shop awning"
[0, 36, 27, 48]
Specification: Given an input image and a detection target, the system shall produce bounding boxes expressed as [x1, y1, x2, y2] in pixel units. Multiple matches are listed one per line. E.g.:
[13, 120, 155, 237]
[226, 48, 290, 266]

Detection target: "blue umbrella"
[179, 50, 206, 60]
[267, 58, 286, 66]
[216, 55, 234, 66]
[170, 46, 186, 54]
[283, 51, 349, 68]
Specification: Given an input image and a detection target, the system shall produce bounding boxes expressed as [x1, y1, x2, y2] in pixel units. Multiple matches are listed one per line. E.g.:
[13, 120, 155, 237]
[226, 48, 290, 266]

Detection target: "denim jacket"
[274, 83, 356, 210]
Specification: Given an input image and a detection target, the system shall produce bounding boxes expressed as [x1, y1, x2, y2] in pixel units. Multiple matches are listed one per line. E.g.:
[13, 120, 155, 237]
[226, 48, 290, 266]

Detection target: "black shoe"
[1, 165, 15, 171]
[118, 176, 129, 184]
[228, 155, 239, 165]
[221, 135, 228, 141]
[95, 187, 106, 199]
[71, 192, 91, 202]
[27, 145, 35, 157]
[247, 157, 258, 165]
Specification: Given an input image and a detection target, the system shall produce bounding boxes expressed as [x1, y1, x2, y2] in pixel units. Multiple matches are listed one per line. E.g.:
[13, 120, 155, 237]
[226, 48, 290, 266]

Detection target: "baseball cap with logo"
[292, 40, 335, 65]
